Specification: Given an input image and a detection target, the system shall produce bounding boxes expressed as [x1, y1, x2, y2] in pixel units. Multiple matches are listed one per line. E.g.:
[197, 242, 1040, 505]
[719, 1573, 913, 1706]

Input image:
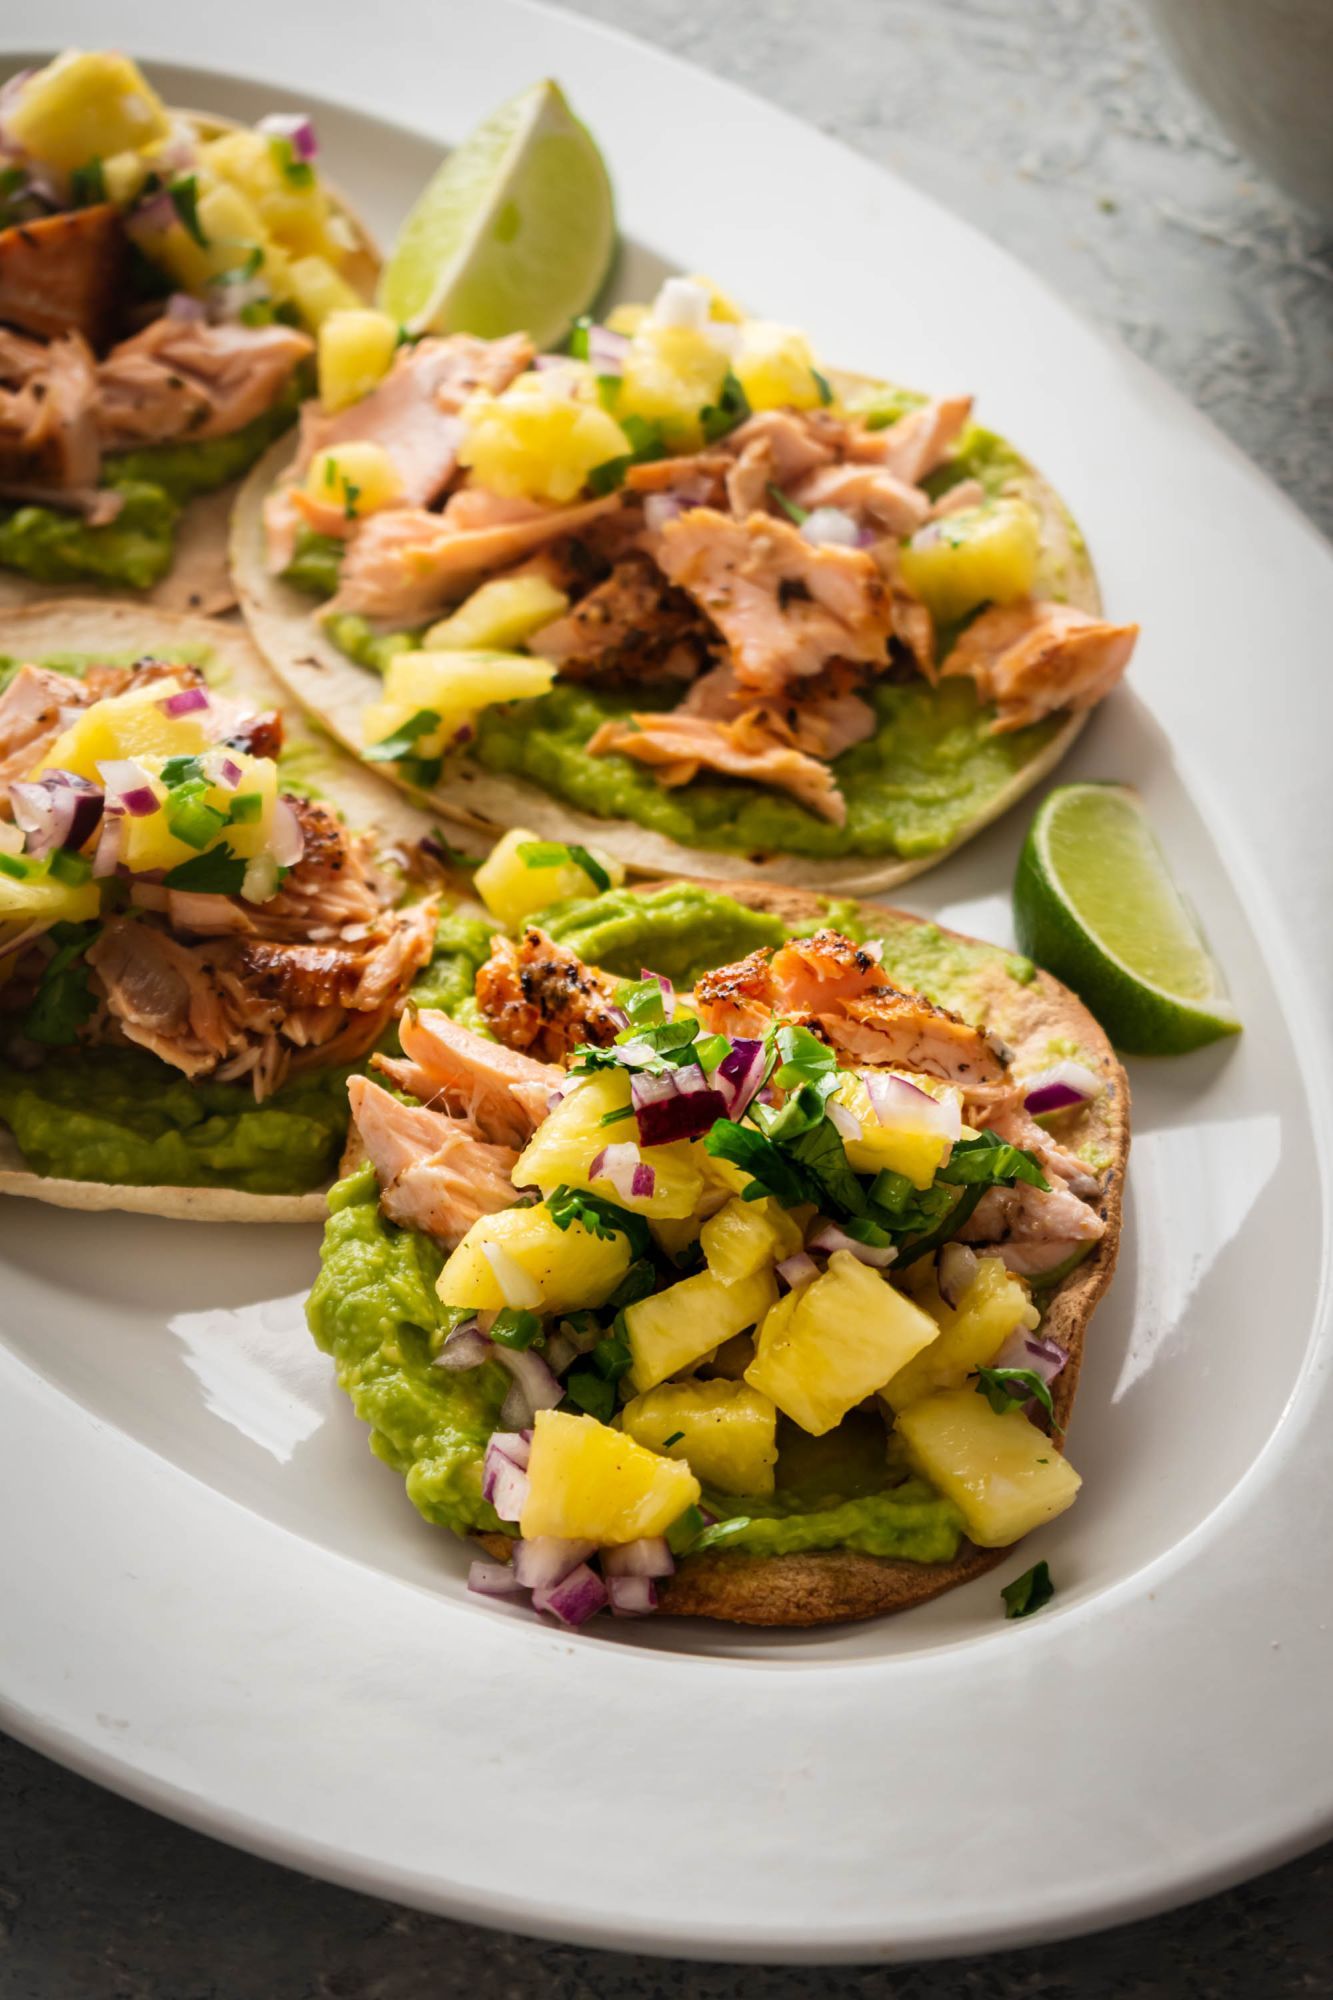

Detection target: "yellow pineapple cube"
[116, 751, 277, 876]
[512, 1070, 705, 1221]
[745, 1252, 938, 1436]
[6, 52, 169, 174]
[287, 254, 365, 329]
[34, 679, 212, 782]
[895, 1387, 1080, 1546]
[831, 1072, 961, 1190]
[881, 1257, 1040, 1412]
[0, 870, 100, 925]
[436, 1202, 630, 1315]
[360, 649, 557, 760]
[898, 497, 1040, 626]
[473, 825, 623, 931]
[700, 1195, 802, 1284]
[625, 1263, 777, 1393]
[318, 309, 399, 413]
[424, 575, 570, 654]
[622, 1379, 778, 1494]
[520, 1409, 700, 1545]
[604, 303, 648, 338]
[733, 320, 824, 413]
[459, 373, 630, 504]
[617, 324, 731, 450]
[102, 149, 149, 208]
[306, 442, 403, 520]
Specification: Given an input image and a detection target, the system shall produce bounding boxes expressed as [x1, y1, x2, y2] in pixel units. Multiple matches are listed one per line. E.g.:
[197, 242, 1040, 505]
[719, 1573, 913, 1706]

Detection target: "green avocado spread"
[307, 881, 978, 1563]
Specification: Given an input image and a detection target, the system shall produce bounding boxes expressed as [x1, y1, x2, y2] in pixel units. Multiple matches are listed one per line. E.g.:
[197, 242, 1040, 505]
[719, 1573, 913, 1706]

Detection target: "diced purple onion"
[481, 1437, 531, 1523]
[588, 1139, 654, 1203]
[98, 758, 160, 816]
[631, 1062, 727, 1147]
[825, 1097, 862, 1142]
[269, 797, 305, 868]
[641, 967, 675, 1019]
[493, 1343, 564, 1428]
[800, 506, 859, 548]
[467, 1558, 525, 1597]
[10, 771, 102, 859]
[776, 1249, 819, 1292]
[203, 751, 243, 791]
[808, 1220, 897, 1269]
[607, 1574, 658, 1616]
[936, 1241, 979, 1308]
[512, 1536, 598, 1590]
[258, 111, 319, 161]
[544, 1331, 577, 1376]
[862, 1070, 961, 1142]
[92, 814, 123, 879]
[604, 1003, 630, 1032]
[166, 291, 208, 323]
[1021, 1060, 1102, 1117]
[642, 492, 685, 535]
[602, 1537, 675, 1579]
[128, 187, 178, 237]
[532, 1562, 608, 1627]
[587, 323, 631, 373]
[714, 1038, 765, 1119]
[433, 1322, 490, 1370]
[993, 1329, 1068, 1386]
[157, 685, 210, 718]
[485, 1429, 532, 1471]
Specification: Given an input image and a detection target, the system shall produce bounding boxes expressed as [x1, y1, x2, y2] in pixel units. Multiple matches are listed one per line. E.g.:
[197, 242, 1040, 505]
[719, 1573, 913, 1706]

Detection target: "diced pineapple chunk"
[521, 1409, 700, 1545]
[0, 869, 100, 925]
[306, 442, 403, 520]
[459, 373, 630, 504]
[700, 1195, 802, 1284]
[604, 303, 647, 338]
[832, 1073, 961, 1191]
[622, 1379, 777, 1494]
[361, 649, 556, 761]
[201, 128, 344, 262]
[733, 320, 824, 414]
[102, 149, 149, 208]
[474, 825, 623, 931]
[898, 498, 1040, 627]
[7, 52, 170, 173]
[895, 1388, 1080, 1546]
[745, 1252, 938, 1437]
[287, 254, 365, 329]
[626, 1263, 777, 1393]
[512, 1070, 705, 1221]
[33, 678, 211, 782]
[424, 575, 569, 654]
[616, 323, 732, 450]
[688, 275, 744, 324]
[116, 750, 277, 876]
[437, 1203, 630, 1315]
[318, 309, 399, 413]
[881, 1257, 1040, 1412]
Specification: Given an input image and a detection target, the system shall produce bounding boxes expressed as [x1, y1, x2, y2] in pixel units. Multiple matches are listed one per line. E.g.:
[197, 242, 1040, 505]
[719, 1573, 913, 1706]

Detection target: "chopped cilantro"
[161, 843, 247, 894]
[169, 175, 208, 248]
[517, 839, 610, 893]
[364, 709, 441, 763]
[662, 1431, 685, 1449]
[562, 1368, 616, 1423]
[69, 157, 107, 207]
[700, 370, 750, 443]
[545, 1185, 651, 1258]
[767, 482, 809, 526]
[972, 1366, 1060, 1428]
[1002, 1561, 1054, 1620]
[22, 921, 98, 1047]
[587, 414, 666, 495]
[342, 481, 361, 521]
[811, 367, 834, 407]
[47, 848, 93, 886]
[666, 1503, 707, 1555]
[567, 317, 592, 361]
[214, 245, 265, 285]
[704, 1119, 814, 1208]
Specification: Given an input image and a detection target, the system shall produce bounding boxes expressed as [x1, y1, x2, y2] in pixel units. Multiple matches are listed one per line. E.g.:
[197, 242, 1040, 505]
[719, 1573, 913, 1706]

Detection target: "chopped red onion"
[808, 1220, 897, 1269]
[433, 1323, 490, 1370]
[602, 1537, 675, 1579]
[485, 1429, 532, 1471]
[1021, 1060, 1103, 1117]
[588, 1139, 654, 1203]
[937, 1241, 979, 1308]
[512, 1536, 598, 1590]
[631, 1062, 726, 1147]
[801, 506, 859, 548]
[826, 1097, 862, 1142]
[92, 814, 123, 879]
[641, 967, 675, 1019]
[467, 1559, 525, 1597]
[258, 111, 318, 161]
[494, 1344, 563, 1429]
[714, 1038, 765, 1119]
[544, 1331, 577, 1376]
[482, 1439, 531, 1523]
[532, 1562, 607, 1627]
[269, 797, 305, 868]
[643, 493, 685, 535]
[157, 685, 210, 718]
[587, 323, 631, 372]
[993, 1329, 1068, 1386]
[98, 758, 161, 817]
[604, 1003, 630, 1032]
[607, 1574, 658, 1616]
[166, 291, 209, 323]
[776, 1249, 819, 1291]
[10, 772, 102, 858]
[862, 1070, 961, 1142]
[202, 751, 243, 791]
[128, 187, 178, 238]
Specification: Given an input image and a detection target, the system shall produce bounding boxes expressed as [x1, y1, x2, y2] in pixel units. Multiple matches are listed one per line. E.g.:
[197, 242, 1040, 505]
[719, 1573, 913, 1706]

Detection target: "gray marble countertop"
[3, 2, 1330, 1993]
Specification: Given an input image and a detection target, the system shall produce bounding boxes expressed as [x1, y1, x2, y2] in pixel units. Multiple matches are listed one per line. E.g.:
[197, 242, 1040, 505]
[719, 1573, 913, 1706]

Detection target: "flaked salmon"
[789, 461, 931, 537]
[384, 1008, 560, 1148]
[348, 1074, 517, 1247]
[0, 203, 126, 348]
[679, 660, 875, 760]
[652, 508, 895, 695]
[957, 1178, 1105, 1275]
[847, 396, 972, 483]
[0, 326, 100, 497]
[0, 663, 85, 796]
[588, 707, 848, 823]
[96, 318, 313, 449]
[941, 600, 1138, 732]
[475, 927, 624, 1062]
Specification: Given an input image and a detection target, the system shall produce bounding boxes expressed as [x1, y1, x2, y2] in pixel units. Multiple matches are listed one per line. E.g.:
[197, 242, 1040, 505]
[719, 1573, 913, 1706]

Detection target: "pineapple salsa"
[309, 863, 1094, 1625]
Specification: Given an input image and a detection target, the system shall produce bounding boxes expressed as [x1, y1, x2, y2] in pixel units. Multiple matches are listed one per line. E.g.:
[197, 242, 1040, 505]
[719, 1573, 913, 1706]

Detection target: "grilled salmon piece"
[475, 927, 624, 1062]
[0, 325, 100, 496]
[388, 1008, 561, 1149]
[348, 1074, 518, 1247]
[957, 1177, 1106, 1275]
[940, 600, 1138, 732]
[0, 204, 126, 348]
[529, 552, 709, 683]
[588, 707, 848, 823]
[846, 396, 972, 482]
[95, 318, 313, 449]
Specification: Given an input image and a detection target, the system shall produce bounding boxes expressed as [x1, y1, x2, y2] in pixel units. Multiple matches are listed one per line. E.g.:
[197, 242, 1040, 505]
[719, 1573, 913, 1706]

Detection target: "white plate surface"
[2, 0, 1332, 1963]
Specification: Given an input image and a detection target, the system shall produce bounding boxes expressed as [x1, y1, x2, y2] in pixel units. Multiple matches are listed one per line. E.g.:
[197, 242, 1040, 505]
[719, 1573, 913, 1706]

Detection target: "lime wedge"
[1013, 783, 1241, 1055]
[377, 79, 615, 350]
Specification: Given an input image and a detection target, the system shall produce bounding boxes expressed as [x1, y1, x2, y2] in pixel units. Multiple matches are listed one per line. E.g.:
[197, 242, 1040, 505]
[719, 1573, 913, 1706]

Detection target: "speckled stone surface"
[3, 2, 1331, 1993]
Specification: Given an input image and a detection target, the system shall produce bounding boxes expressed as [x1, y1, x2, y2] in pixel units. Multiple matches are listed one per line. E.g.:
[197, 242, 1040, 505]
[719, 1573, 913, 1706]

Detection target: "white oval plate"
[2, 1, 1332, 1964]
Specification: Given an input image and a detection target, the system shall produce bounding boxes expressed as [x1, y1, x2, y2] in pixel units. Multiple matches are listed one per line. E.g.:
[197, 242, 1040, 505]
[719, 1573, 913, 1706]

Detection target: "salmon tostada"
[234, 274, 1137, 895]
[308, 838, 1128, 1627]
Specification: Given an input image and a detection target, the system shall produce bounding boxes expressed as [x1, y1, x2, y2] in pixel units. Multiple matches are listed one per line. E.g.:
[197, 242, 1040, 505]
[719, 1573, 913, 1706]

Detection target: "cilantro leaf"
[786, 1117, 865, 1215]
[607, 1258, 657, 1311]
[973, 1366, 1060, 1428]
[22, 921, 98, 1047]
[567, 317, 592, 361]
[1002, 1560, 1054, 1620]
[562, 1368, 616, 1423]
[161, 843, 247, 894]
[704, 1119, 814, 1208]
[169, 175, 208, 247]
[364, 708, 441, 763]
[811, 367, 834, 407]
[545, 1185, 651, 1258]
[700, 370, 750, 443]
[662, 1430, 685, 1448]
[69, 157, 107, 208]
[767, 482, 809, 526]
[517, 839, 610, 893]
[940, 1131, 1049, 1191]
[587, 414, 666, 495]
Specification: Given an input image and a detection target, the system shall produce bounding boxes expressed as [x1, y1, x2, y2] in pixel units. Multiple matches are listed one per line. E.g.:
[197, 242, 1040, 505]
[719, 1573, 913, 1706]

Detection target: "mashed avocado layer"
[0, 1049, 353, 1194]
[308, 882, 975, 1562]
